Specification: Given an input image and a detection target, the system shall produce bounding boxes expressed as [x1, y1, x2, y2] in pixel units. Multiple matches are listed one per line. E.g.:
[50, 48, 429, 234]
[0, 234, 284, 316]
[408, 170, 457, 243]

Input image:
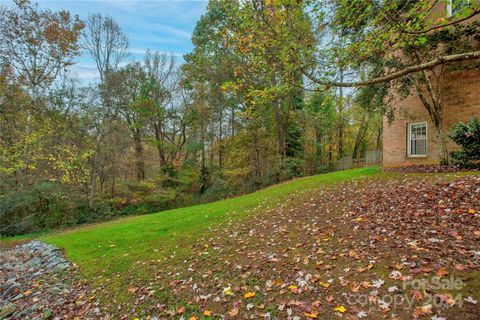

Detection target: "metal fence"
[335, 150, 383, 171]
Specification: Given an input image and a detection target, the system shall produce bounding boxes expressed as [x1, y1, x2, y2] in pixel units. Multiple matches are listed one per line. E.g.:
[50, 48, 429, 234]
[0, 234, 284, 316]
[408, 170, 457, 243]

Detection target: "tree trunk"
[252, 132, 261, 178]
[274, 102, 287, 164]
[436, 121, 449, 165]
[88, 167, 97, 208]
[230, 106, 235, 137]
[133, 128, 145, 181]
[337, 71, 344, 160]
[111, 171, 116, 199]
[88, 132, 102, 208]
[376, 126, 383, 151]
[315, 130, 323, 164]
[219, 100, 224, 169]
[417, 68, 449, 164]
[154, 123, 166, 167]
[352, 108, 368, 159]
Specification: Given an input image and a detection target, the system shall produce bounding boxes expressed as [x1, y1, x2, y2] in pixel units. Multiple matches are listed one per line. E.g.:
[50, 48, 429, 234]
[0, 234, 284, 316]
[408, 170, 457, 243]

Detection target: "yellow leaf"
[303, 311, 318, 318]
[319, 282, 330, 288]
[223, 286, 233, 295]
[288, 285, 298, 293]
[468, 208, 476, 214]
[334, 305, 347, 313]
[244, 292, 256, 299]
[189, 317, 198, 320]
[203, 310, 213, 317]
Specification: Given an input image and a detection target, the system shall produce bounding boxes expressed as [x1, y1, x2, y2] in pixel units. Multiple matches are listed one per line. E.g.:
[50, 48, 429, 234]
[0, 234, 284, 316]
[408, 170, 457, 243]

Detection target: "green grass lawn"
[42, 167, 380, 278]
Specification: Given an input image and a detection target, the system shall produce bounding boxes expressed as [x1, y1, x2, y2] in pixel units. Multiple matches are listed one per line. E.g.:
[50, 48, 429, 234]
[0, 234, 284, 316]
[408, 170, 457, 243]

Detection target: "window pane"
[409, 123, 427, 156]
[417, 139, 426, 155]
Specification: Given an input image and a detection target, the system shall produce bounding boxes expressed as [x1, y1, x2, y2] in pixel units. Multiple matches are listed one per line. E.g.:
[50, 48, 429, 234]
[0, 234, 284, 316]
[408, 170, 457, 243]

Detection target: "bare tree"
[143, 51, 183, 168]
[83, 13, 129, 206]
[84, 13, 129, 83]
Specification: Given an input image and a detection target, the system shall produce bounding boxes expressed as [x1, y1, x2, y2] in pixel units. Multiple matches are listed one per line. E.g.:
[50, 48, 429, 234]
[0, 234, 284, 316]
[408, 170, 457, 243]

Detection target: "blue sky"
[2, 0, 208, 81]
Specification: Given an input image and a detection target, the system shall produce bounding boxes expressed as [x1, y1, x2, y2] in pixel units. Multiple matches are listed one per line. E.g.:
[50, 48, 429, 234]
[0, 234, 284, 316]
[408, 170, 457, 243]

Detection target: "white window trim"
[447, 0, 470, 17]
[407, 122, 428, 158]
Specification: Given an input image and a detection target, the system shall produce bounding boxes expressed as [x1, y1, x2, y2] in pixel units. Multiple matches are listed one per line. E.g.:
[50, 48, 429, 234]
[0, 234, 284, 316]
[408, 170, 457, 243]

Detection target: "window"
[408, 122, 428, 157]
[447, 0, 470, 17]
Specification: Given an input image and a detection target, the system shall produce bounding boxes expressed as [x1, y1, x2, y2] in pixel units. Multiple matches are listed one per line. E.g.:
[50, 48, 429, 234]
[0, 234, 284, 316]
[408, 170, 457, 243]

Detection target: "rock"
[49, 286, 61, 295]
[1, 284, 20, 299]
[29, 257, 42, 267]
[0, 240, 102, 319]
[12, 293, 24, 301]
[53, 262, 69, 273]
[0, 303, 17, 319]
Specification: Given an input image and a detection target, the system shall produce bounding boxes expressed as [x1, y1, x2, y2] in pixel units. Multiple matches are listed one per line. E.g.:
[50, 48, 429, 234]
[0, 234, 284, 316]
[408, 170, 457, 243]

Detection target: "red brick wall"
[383, 68, 480, 166]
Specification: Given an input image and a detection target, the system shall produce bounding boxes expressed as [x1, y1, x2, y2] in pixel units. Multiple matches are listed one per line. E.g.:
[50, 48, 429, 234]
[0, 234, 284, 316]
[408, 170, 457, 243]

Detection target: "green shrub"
[0, 182, 77, 236]
[450, 117, 480, 167]
[282, 157, 305, 180]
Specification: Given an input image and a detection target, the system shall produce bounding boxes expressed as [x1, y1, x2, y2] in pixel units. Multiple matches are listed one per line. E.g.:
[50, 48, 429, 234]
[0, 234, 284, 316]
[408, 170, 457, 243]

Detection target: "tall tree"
[0, 0, 84, 103]
[83, 13, 129, 205]
[84, 13, 129, 83]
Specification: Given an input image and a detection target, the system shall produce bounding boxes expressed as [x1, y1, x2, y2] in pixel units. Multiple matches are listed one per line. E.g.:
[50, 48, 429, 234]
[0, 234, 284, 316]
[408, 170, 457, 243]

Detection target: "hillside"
[2, 167, 479, 319]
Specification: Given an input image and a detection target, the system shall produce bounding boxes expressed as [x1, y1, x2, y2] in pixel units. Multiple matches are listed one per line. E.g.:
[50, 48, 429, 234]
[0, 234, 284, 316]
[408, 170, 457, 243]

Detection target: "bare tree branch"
[400, 9, 480, 34]
[304, 51, 480, 88]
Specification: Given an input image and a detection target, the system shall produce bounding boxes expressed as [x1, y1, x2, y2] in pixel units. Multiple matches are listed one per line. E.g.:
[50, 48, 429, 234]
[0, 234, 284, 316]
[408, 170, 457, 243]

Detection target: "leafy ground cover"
[38, 168, 379, 314]
[4, 167, 478, 319]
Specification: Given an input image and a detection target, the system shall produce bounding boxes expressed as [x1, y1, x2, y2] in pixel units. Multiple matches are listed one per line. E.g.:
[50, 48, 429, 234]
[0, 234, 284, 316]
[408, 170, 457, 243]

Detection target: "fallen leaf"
[203, 310, 213, 317]
[303, 311, 318, 318]
[334, 305, 347, 313]
[414, 304, 432, 316]
[229, 308, 239, 317]
[464, 296, 478, 304]
[437, 267, 448, 278]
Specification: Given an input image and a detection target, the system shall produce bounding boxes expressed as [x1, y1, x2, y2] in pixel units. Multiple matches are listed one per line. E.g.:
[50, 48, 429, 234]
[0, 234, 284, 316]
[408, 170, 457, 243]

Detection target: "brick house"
[383, 0, 480, 166]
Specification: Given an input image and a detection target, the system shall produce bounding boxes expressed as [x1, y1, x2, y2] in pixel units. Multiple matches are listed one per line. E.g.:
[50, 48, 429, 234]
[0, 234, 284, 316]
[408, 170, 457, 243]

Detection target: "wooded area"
[1, 0, 479, 236]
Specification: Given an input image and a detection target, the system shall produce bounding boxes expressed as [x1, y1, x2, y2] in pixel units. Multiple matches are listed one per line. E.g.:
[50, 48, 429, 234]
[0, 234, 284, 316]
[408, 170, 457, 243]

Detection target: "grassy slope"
[42, 167, 380, 279]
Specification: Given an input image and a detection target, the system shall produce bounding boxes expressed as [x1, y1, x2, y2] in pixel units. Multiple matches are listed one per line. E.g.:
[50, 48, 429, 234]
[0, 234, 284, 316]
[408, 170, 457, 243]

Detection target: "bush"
[282, 157, 305, 180]
[202, 175, 236, 201]
[0, 182, 77, 236]
[450, 117, 480, 167]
